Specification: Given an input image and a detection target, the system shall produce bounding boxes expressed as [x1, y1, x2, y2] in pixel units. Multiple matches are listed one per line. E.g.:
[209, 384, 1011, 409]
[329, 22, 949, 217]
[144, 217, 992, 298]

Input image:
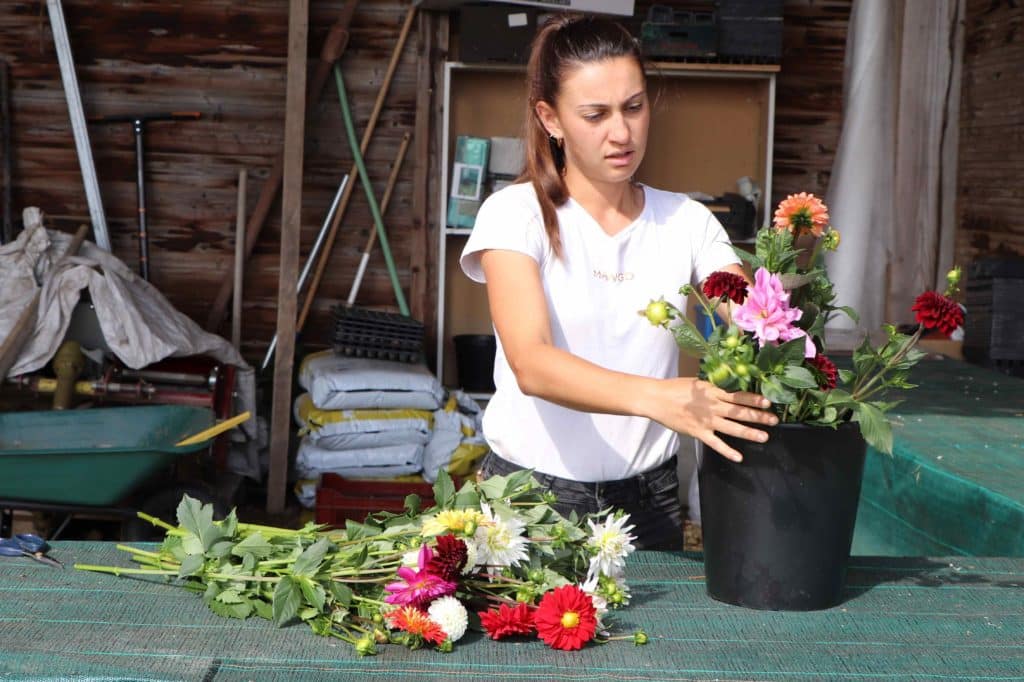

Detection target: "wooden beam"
[267, 0, 308, 515]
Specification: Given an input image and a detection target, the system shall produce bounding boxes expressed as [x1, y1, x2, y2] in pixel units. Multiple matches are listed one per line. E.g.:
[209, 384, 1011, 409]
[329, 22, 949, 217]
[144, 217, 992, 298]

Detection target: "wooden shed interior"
[0, 0, 1021, 525]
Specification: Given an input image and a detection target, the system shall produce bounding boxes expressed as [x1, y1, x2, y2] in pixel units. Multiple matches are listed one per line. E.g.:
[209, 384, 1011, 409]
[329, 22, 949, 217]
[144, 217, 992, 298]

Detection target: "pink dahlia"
[384, 544, 457, 609]
[733, 268, 815, 358]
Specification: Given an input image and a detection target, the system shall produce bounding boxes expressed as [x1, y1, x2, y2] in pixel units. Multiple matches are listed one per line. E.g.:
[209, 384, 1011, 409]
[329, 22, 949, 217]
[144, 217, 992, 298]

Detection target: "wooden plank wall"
[956, 0, 1024, 265]
[0, 0, 856, 370]
[0, 0, 422, 363]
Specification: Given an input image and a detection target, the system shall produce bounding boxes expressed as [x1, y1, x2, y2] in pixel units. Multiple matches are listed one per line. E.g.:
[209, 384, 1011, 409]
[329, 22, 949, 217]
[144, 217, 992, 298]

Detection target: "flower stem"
[74, 564, 178, 576]
[135, 512, 176, 532]
[851, 326, 923, 401]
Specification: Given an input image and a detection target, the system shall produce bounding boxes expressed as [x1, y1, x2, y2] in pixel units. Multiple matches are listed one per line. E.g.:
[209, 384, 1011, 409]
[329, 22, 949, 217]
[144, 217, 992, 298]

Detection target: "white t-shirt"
[460, 182, 738, 482]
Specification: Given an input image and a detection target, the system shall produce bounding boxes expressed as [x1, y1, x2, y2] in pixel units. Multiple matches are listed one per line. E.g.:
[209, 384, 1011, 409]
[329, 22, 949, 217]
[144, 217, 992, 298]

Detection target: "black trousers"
[479, 451, 684, 551]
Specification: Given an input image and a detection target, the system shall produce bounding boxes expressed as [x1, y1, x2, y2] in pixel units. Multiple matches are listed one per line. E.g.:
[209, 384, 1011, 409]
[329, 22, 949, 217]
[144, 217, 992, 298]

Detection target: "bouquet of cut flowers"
[643, 192, 962, 454]
[76, 470, 645, 655]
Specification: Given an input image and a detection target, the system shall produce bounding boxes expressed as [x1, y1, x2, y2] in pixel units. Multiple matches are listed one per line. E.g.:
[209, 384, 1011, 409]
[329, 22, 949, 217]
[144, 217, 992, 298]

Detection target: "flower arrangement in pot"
[643, 192, 963, 611]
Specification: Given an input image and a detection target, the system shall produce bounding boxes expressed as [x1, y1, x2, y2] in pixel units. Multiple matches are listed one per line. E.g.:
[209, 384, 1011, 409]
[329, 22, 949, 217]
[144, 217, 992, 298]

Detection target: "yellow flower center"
[561, 611, 580, 629]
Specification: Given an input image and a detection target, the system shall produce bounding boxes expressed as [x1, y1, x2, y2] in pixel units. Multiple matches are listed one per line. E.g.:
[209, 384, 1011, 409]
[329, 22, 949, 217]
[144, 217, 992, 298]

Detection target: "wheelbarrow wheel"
[121, 485, 229, 541]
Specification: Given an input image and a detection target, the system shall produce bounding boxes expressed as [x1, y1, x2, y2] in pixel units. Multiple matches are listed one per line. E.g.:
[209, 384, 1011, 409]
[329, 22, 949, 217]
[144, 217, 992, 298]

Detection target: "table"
[852, 358, 1024, 556]
[2, 543, 1022, 680]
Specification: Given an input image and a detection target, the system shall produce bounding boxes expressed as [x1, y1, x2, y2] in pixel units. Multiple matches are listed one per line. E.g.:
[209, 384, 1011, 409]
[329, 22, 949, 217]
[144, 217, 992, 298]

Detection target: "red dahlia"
[807, 354, 838, 390]
[703, 271, 748, 304]
[911, 291, 963, 337]
[533, 585, 598, 651]
[478, 602, 535, 640]
[427, 534, 467, 582]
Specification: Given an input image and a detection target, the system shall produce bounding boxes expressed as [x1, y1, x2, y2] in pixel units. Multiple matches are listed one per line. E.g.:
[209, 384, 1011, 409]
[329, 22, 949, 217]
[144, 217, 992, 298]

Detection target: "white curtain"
[825, 0, 964, 347]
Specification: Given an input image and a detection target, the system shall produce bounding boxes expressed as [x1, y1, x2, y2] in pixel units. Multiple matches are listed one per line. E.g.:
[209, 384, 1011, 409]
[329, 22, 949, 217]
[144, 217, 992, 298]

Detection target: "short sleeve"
[460, 185, 547, 283]
[690, 207, 741, 287]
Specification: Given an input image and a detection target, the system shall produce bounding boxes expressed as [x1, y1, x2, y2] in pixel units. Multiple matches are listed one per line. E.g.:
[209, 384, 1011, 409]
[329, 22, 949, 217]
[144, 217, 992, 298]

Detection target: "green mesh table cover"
[2, 543, 1023, 681]
[852, 359, 1024, 557]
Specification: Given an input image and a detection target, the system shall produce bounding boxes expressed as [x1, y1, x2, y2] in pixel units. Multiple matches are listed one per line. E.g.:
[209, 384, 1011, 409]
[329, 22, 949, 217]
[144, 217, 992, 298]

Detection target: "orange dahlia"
[773, 192, 830, 237]
[386, 606, 447, 646]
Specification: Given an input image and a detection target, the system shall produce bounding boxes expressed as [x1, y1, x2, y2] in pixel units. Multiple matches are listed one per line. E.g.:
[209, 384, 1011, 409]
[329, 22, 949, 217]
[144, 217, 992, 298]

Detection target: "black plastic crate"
[330, 306, 424, 364]
[718, 16, 783, 61]
[962, 258, 1024, 377]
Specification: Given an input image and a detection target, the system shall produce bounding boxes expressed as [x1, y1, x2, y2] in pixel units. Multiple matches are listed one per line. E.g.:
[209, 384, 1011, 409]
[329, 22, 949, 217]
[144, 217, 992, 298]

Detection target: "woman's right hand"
[647, 377, 778, 463]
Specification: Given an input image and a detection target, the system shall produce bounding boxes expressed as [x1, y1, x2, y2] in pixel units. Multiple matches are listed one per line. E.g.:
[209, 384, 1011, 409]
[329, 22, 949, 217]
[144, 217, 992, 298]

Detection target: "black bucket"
[698, 421, 867, 611]
[453, 334, 496, 392]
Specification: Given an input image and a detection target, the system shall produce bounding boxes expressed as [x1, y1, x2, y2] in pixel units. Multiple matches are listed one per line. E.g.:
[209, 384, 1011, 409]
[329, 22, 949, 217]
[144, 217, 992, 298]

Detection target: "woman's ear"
[534, 101, 562, 140]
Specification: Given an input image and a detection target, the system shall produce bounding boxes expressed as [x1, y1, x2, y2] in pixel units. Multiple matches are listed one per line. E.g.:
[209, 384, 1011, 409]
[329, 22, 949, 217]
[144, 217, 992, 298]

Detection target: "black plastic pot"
[698, 421, 867, 611]
[453, 334, 496, 392]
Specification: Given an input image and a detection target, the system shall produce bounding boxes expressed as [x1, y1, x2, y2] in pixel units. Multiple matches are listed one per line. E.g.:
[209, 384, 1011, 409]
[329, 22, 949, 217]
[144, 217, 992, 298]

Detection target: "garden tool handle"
[175, 411, 251, 447]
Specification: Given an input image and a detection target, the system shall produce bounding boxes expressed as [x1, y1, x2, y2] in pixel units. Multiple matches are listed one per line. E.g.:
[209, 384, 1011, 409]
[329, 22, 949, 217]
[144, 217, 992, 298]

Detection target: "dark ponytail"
[518, 14, 642, 257]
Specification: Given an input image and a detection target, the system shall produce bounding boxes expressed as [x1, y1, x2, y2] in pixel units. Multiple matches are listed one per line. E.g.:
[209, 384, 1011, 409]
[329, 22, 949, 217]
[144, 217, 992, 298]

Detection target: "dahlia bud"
[633, 630, 649, 646]
[945, 266, 962, 296]
[822, 229, 841, 251]
[355, 636, 377, 656]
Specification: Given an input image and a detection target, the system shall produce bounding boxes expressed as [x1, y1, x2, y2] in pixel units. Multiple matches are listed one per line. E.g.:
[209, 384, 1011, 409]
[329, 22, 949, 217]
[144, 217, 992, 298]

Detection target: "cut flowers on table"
[643, 192, 963, 454]
[75, 471, 647, 656]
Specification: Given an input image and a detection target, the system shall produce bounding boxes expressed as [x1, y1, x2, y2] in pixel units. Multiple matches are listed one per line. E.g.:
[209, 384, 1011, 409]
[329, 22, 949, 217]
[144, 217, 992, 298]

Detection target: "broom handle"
[296, 4, 416, 331]
[346, 131, 410, 306]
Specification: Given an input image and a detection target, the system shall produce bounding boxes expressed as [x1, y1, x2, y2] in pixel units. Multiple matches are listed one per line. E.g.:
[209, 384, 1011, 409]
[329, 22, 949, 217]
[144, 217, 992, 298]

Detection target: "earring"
[550, 135, 564, 149]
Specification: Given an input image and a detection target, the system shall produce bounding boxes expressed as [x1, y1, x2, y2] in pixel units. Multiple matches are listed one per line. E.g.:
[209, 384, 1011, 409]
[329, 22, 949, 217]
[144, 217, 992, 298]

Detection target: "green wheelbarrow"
[0, 405, 227, 538]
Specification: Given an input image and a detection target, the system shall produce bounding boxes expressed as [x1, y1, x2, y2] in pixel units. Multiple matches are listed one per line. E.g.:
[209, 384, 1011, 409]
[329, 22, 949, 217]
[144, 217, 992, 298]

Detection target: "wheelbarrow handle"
[175, 410, 251, 447]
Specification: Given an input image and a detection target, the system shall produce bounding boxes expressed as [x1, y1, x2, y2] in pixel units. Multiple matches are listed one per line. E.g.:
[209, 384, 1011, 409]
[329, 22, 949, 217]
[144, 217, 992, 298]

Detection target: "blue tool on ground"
[0, 533, 63, 568]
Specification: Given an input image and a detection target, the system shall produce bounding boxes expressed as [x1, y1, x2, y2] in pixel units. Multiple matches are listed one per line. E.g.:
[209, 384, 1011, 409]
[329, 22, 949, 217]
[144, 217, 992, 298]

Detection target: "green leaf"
[761, 376, 797, 404]
[836, 305, 860, 324]
[242, 554, 256, 572]
[329, 582, 353, 608]
[232, 532, 274, 560]
[504, 468, 538, 496]
[216, 589, 245, 604]
[780, 366, 818, 389]
[272, 576, 302, 627]
[175, 494, 225, 551]
[777, 338, 808, 365]
[853, 402, 893, 455]
[733, 246, 762, 271]
[754, 342, 781, 371]
[178, 554, 204, 577]
[219, 509, 239, 537]
[477, 475, 509, 501]
[837, 369, 855, 385]
[453, 485, 480, 510]
[671, 321, 711, 356]
[298, 577, 327, 612]
[292, 538, 331, 577]
[181, 533, 203, 556]
[432, 468, 456, 509]
[209, 540, 235, 559]
[209, 598, 253, 620]
[298, 606, 320, 622]
[253, 599, 273, 621]
[403, 494, 422, 516]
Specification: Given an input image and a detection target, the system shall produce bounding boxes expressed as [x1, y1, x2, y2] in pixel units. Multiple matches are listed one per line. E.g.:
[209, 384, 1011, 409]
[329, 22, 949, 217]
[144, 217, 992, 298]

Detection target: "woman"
[460, 14, 777, 549]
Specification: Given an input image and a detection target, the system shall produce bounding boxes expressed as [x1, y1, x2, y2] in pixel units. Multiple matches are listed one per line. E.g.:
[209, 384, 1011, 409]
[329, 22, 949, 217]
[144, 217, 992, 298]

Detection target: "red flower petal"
[533, 585, 598, 651]
[478, 602, 535, 640]
[912, 291, 963, 337]
[807, 354, 838, 390]
[703, 271, 749, 304]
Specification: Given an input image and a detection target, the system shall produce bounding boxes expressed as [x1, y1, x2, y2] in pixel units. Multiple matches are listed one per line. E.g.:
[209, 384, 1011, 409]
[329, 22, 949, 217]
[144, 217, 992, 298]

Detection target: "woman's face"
[538, 56, 649, 188]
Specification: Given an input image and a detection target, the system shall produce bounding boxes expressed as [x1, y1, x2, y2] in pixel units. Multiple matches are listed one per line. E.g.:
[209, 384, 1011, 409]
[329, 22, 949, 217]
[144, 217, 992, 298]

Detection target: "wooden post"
[267, 0, 308, 515]
[409, 12, 433, 324]
[232, 169, 247, 351]
[205, 1, 359, 333]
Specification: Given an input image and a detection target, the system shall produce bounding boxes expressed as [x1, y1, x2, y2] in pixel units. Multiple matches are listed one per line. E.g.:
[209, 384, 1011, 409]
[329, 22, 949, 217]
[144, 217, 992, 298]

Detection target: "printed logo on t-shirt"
[592, 269, 635, 283]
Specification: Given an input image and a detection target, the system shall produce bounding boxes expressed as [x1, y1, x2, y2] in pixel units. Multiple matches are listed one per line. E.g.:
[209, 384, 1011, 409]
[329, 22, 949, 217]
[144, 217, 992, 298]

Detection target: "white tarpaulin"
[0, 208, 259, 478]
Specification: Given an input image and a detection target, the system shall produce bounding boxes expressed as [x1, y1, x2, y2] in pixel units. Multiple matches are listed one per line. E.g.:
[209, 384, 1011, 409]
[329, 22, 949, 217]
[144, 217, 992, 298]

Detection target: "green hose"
[333, 64, 409, 316]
